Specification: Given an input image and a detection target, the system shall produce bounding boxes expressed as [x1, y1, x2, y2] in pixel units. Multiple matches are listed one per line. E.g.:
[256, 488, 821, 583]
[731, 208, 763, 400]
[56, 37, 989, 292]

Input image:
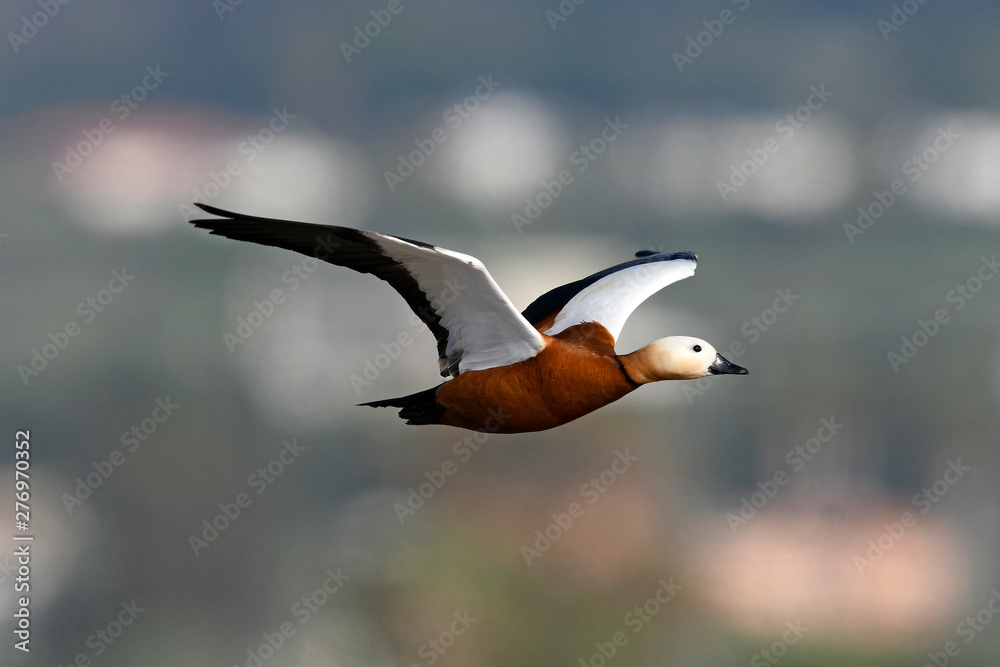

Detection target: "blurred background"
[2, 0, 1000, 665]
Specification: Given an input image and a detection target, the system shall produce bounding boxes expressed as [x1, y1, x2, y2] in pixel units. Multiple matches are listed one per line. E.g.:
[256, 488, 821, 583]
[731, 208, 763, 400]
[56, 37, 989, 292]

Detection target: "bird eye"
[693, 345, 702, 352]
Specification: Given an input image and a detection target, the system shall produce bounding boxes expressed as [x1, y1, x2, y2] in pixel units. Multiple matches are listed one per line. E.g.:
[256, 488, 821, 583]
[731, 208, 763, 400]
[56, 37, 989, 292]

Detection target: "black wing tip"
[633, 249, 698, 262]
[192, 202, 236, 218]
[189, 203, 239, 232]
[188, 203, 322, 236]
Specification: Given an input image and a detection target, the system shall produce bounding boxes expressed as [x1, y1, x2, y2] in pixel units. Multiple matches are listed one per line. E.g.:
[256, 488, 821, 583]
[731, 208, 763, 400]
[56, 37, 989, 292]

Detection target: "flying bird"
[190, 204, 747, 433]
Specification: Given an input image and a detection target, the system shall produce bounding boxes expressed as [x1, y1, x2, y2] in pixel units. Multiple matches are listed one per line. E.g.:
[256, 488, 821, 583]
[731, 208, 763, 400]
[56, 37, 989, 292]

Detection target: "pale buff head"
[623, 336, 748, 383]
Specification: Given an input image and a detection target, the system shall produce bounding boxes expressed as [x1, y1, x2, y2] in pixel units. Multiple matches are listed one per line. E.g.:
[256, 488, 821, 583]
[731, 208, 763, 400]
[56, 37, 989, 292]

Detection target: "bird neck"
[618, 343, 691, 383]
[617, 346, 660, 385]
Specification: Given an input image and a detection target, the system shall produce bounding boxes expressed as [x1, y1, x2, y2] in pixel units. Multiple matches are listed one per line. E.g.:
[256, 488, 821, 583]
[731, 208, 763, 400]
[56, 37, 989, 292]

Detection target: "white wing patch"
[545, 256, 697, 340]
[374, 237, 545, 376]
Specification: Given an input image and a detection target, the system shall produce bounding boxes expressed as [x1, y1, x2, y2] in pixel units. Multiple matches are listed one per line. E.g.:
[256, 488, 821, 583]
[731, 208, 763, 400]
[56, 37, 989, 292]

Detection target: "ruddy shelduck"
[191, 204, 747, 433]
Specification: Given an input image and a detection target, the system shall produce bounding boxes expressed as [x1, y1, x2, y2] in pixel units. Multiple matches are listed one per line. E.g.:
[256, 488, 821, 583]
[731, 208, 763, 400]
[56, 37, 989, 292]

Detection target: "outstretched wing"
[521, 251, 698, 340]
[190, 204, 544, 377]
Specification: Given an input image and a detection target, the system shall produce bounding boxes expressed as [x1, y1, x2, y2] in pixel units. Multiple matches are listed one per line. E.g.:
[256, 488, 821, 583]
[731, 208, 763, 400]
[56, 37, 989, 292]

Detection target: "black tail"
[360, 385, 445, 426]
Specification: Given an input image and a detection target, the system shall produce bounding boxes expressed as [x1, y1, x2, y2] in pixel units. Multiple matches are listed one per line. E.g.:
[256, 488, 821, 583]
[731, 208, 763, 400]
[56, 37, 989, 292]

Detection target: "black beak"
[708, 353, 748, 375]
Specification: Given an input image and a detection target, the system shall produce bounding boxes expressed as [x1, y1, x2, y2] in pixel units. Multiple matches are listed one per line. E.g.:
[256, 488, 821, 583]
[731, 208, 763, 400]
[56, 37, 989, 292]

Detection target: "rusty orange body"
[434, 324, 638, 433]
